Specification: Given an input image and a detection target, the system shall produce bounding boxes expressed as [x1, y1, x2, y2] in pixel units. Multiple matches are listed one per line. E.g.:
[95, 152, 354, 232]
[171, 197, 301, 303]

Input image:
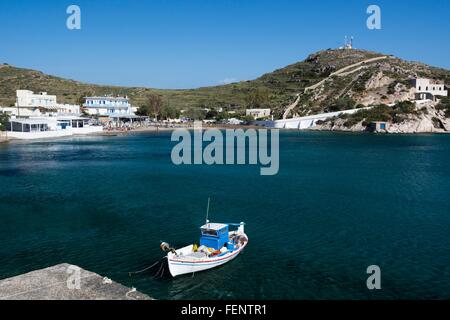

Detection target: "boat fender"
[160, 242, 176, 253]
[211, 250, 221, 256]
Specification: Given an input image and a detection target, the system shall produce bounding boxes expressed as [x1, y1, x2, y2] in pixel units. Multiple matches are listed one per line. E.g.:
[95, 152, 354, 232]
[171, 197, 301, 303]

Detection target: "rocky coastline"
[310, 103, 450, 134]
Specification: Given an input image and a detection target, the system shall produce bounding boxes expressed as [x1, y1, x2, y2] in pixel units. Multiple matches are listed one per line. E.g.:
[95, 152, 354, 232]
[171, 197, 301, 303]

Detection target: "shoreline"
[2, 124, 450, 145]
[305, 127, 450, 135]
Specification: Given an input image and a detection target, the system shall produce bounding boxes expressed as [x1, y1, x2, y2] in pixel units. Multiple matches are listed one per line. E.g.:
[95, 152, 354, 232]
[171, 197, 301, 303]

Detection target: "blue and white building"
[83, 96, 136, 116]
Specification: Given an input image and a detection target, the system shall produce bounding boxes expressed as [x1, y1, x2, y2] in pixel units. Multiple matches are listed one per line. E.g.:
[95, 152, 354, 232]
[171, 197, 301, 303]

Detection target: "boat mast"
[206, 197, 211, 226]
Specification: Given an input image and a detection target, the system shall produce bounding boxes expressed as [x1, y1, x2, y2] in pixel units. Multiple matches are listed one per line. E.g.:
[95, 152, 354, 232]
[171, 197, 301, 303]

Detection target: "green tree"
[205, 109, 219, 120]
[136, 94, 165, 119]
[77, 94, 86, 107]
[160, 105, 180, 120]
[215, 111, 229, 121]
[245, 89, 270, 108]
[0, 112, 10, 131]
[147, 94, 163, 120]
[241, 115, 255, 123]
[184, 108, 207, 120]
[136, 105, 151, 116]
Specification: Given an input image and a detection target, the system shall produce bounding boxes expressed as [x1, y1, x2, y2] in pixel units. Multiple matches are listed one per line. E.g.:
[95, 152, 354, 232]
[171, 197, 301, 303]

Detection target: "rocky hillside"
[285, 50, 450, 118]
[1, 49, 449, 121]
[312, 98, 450, 134]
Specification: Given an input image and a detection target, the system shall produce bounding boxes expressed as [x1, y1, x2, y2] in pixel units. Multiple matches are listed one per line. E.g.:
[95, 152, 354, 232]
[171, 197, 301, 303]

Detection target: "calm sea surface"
[1, 131, 450, 299]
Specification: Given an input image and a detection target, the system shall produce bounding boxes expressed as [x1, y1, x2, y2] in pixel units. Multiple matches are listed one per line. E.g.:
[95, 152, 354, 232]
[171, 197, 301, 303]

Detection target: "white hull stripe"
[169, 243, 247, 265]
[169, 260, 231, 267]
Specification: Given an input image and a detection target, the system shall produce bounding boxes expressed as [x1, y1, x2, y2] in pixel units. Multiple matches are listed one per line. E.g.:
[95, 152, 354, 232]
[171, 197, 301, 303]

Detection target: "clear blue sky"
[0, 0, 449, 89]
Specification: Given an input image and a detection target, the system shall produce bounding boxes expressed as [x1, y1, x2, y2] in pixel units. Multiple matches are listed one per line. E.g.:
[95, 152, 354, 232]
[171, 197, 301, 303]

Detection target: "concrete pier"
[0, 263, 152, 300]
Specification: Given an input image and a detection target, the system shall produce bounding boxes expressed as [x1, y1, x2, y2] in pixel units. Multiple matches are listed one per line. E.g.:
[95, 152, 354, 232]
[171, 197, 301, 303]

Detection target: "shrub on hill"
[340, 101, 421, 128]
[0, 112, 10, 131]
[325, 97, 357, 113]
[437, 97, 450, 118]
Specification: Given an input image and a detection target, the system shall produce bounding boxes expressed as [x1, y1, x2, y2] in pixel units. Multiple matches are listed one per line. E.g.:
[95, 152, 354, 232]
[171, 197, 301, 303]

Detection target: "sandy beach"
[0, 124, 273, 144]
[103, 123, 266, 134]
[0, 133, 9, 143]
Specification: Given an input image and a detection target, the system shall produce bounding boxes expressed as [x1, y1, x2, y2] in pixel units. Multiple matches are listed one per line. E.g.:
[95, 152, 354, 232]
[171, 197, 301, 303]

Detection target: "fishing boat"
[162, 221, 248, 277]
[161, 198, 248, 277]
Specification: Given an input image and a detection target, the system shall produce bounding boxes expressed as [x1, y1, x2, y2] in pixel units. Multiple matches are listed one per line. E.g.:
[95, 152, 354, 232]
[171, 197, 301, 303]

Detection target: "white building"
[0, 107, 16, 117]
[246, 108, 271, 120]
[57, 104, 80, 114]
[16, 90, 57, 108]
[14, 90, 80, 116]
[0, 90, 102, 139]
[83, 96, 135, 117]
[414, 78, 448, 101]
[5, 116, 103, 140]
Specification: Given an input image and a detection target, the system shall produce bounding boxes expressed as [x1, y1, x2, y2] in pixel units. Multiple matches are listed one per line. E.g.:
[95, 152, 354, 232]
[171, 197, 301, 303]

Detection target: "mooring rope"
[128, 257, 166, 277]
[158, 267, 165, 279]
[152, 260, 165, 279]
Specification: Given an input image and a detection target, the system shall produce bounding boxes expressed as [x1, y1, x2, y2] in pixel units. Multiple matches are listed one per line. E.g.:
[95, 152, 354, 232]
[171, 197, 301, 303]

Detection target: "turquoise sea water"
[1, 131, 450, 299]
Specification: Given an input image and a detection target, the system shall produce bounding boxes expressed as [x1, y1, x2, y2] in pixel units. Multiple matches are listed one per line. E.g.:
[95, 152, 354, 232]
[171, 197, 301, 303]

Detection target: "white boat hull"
[167, 233, 248, 277]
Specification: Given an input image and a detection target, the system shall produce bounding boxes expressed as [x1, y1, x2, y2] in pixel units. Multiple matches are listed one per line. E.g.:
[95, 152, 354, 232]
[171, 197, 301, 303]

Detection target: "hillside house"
[413, 78, 448, 101]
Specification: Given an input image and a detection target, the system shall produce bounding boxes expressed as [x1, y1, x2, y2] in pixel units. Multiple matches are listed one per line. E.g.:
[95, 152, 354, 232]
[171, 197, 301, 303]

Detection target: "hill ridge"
[1, 49, 449, 119]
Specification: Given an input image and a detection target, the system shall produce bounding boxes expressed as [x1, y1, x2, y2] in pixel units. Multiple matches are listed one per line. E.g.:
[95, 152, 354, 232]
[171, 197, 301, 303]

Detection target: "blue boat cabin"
[200, 223, 229, 250]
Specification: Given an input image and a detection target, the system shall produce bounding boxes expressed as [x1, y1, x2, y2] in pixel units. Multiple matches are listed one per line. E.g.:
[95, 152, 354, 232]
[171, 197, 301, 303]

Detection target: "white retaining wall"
[257, 107, 372, 130]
